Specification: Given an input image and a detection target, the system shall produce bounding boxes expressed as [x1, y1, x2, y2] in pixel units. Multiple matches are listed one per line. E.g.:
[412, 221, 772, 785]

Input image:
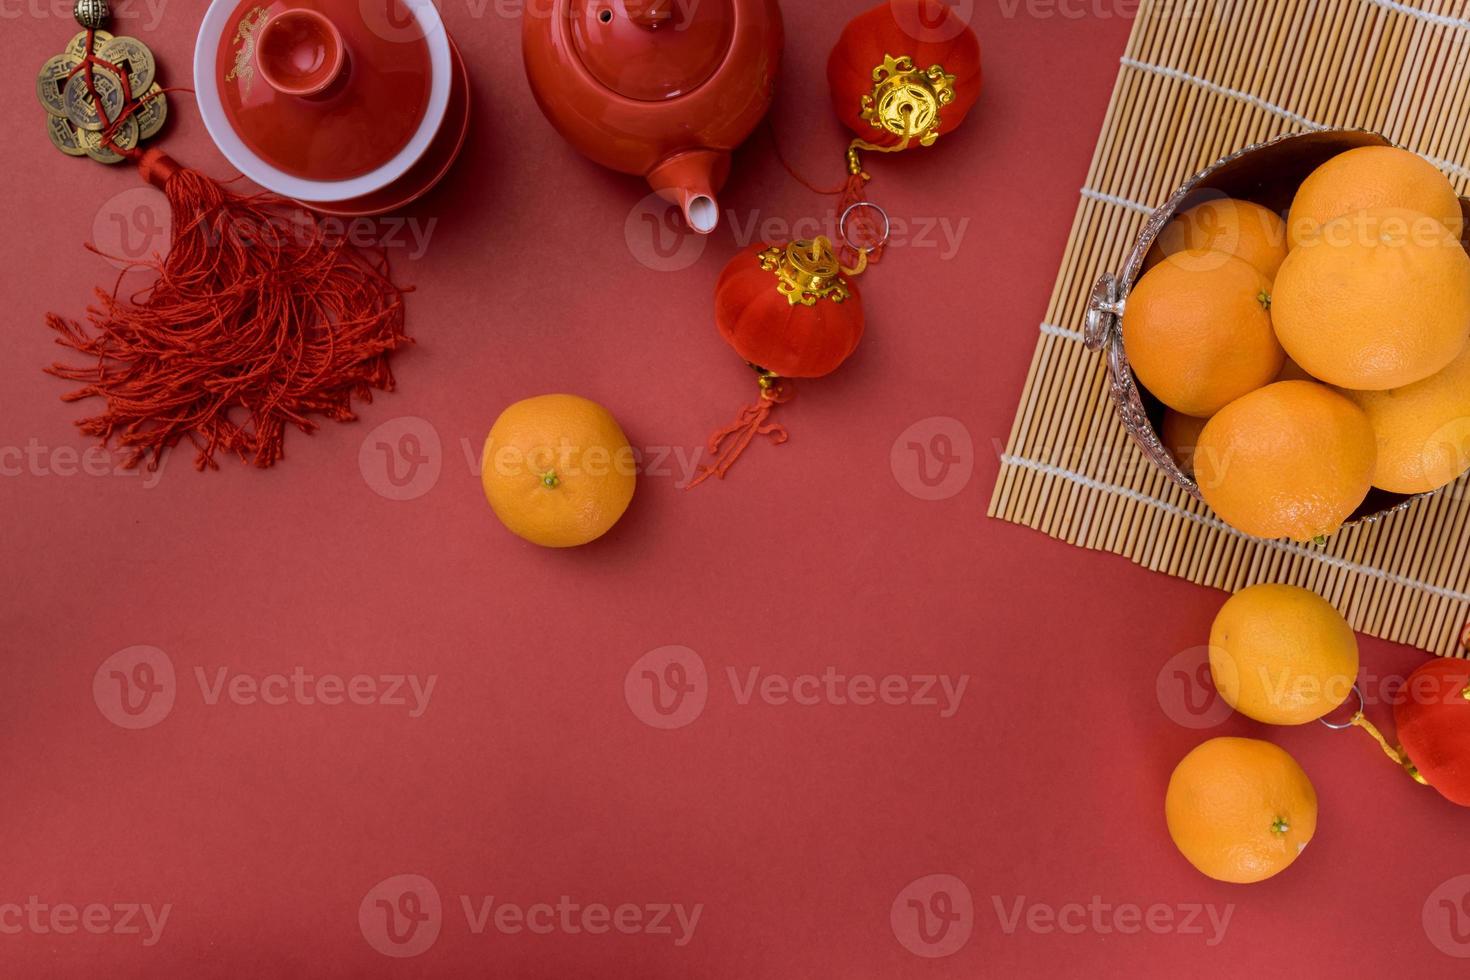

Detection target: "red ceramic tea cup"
[196, 0, 459, 204]
[256, 8, 347, 99]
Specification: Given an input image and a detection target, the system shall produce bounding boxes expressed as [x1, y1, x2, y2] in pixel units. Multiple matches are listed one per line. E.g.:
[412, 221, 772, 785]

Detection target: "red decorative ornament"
[824, 0, 982, 263]
[1394, 658, 1470, 807]
[685, 235, 868, 488]
[715, 243, 866, 378]
[686, 0, 981, 488]
[47, 147, 409, 471]
[828, 0, 983, 152]
[38, 6, 412, 472]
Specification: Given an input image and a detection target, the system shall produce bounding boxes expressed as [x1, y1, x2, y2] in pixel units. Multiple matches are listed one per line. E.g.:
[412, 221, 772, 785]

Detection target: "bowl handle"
[1084, 272, 1124, 351]
[1085, 269, 1201, 498]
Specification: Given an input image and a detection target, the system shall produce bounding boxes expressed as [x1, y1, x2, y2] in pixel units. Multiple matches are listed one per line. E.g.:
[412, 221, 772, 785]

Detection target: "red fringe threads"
[684, 379, 795, 489]
[46, 147, 411, 472]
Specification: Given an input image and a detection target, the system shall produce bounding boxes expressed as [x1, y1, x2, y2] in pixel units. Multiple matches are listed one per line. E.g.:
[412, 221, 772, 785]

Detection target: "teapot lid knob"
[570, 0, 735, 102]
[627, 0, 674, 29]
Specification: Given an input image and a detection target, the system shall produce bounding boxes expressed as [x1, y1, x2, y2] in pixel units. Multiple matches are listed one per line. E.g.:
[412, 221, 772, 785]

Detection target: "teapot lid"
[570, 0, 735, 102]
[203, 0, 439, 183]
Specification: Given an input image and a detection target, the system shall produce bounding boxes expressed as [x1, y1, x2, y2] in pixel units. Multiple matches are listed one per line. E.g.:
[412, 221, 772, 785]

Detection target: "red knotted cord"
[765, 122, 888, 270]
[45, 30, 411, 471]
[683, 379, 795, 489]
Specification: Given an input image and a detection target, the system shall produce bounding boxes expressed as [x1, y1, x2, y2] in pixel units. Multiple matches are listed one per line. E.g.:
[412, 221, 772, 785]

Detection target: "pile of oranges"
[1125, 146, 1470, 541]
[1165, 583, 1360, 884]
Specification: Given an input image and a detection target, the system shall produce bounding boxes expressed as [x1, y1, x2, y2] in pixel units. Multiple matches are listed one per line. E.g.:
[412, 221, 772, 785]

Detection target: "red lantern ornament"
[1394, 658, 1470, 807]
[685, 232, 869, 488]
[1326, 659, 1470, 808]
[686, 2, 979, 488]
[825, 0, 981, 262]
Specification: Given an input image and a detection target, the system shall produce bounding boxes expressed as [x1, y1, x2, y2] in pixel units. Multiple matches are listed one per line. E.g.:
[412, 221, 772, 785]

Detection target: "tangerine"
[481, 394, 637, 548]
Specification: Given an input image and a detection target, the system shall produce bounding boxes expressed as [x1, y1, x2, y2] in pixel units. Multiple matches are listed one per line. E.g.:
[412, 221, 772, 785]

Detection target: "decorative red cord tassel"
[46, 147, 411, 472]
[688, 236, 864, 489]
[767, 123, 887, 271]
[684, 380, 794, 489]
[836, 166, 886, 270]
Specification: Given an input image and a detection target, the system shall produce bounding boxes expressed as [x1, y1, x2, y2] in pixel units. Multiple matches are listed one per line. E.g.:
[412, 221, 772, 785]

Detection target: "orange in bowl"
[1195, 381, 1376, 541]
[1155, 198, 1289, 279]
[1286, 145, 1463, 249]
[481, 394, 637, 548]
[1272, 207, 1470, 390]
[1275, 357, 1314, 383]
[1342, 344, 1470, 494]
[1122, 250, 1283, 418]
[1161, 409, 1209, 477]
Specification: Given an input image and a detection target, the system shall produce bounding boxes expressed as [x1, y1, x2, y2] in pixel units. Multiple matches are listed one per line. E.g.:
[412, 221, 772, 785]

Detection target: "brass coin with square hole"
[63, 65, 124, 131]
[97, 35, 155, 95]
[36, 53, 82, 117]
[77, 114, 138, 163]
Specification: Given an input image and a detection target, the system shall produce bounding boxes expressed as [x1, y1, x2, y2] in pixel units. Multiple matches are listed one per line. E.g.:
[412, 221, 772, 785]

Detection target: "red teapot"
[522, 0, 783, 233]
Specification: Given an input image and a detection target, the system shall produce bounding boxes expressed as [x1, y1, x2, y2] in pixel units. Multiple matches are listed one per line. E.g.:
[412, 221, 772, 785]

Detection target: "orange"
[1155, 198, 1289, 279]
[1165, 737, 1317, 884]
[1342, 343, 1470, 493]
[1272, 207, 1470, 390]
[481, 394, 637, 548]
[1121, 251, 1283, 417]
[1208, 584, 1359, 725]
[1195, 381, 1376, 541]
[1161, 409, 1209, 477]
[1275, 357, 1313, 383]
[1286, 145, 1463, 249]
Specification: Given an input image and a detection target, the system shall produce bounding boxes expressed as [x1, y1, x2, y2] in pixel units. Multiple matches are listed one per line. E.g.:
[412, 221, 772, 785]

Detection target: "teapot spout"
[648, 150, 731, 235]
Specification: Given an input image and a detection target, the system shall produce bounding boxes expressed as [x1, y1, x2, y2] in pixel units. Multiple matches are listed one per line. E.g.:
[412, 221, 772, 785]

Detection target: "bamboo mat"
[988, 0, 1470, 658]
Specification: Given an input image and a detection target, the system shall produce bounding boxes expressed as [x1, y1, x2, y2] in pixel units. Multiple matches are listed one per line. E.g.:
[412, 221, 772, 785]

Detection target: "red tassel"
[684, 380, 795, 489]
[46, 147, 411, 472]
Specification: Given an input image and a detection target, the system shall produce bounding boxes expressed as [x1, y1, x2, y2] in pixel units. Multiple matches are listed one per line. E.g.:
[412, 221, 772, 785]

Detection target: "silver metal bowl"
[1083, 129, 1464, 528]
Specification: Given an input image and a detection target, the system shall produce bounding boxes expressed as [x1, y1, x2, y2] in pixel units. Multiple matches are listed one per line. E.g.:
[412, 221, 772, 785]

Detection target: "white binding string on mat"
[1000, 454, 1470, 606]
[1119, 57, 1470, 184]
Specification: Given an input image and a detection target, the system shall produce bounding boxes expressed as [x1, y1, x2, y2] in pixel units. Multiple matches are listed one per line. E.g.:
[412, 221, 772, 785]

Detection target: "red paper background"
[3, 1, 1467, 976]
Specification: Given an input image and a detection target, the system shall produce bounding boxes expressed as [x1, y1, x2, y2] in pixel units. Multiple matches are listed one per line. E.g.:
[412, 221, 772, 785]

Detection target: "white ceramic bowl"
[193, 0, 452, 202]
